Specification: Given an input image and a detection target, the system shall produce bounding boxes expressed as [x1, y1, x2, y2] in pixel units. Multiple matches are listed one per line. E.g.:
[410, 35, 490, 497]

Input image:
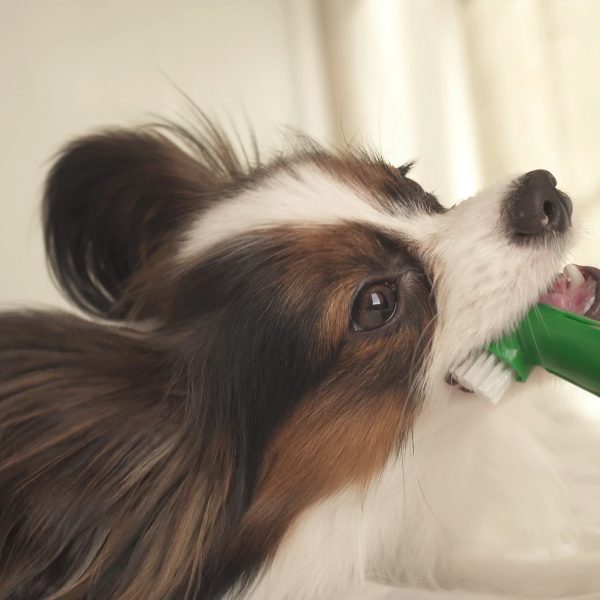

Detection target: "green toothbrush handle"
[489, 303, 600, 397]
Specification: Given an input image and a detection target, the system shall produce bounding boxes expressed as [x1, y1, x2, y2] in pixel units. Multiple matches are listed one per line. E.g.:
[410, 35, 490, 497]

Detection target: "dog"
[1, 119, 600, 600]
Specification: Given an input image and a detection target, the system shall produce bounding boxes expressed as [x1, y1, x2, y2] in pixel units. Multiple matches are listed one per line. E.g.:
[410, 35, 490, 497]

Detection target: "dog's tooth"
[565, 264, 585, 287]
[584, 291, 596, 315]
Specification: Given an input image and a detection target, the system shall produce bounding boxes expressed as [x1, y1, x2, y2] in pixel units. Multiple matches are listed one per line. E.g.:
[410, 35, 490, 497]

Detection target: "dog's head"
[45, 123, 576, 402]
[38, 122, 578, 595]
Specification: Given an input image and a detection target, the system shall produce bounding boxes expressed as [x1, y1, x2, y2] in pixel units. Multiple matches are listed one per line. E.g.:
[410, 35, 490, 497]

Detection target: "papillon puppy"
[1, 119, 600, 600]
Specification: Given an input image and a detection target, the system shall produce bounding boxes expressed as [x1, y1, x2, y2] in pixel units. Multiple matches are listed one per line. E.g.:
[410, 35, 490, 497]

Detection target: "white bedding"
[344, 583, 600, 600]
[343, 583, 507, 599]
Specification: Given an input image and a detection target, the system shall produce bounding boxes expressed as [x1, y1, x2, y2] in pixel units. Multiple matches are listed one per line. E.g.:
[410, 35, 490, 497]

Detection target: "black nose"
[506, 169, 572, 238]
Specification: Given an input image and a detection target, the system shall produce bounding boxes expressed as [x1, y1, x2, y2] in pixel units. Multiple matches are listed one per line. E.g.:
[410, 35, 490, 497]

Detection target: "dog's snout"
[507, 169, 572, 238]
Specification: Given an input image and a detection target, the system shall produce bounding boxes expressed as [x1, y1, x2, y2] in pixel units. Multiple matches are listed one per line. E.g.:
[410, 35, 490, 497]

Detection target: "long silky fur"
[0, 311, 246, 599]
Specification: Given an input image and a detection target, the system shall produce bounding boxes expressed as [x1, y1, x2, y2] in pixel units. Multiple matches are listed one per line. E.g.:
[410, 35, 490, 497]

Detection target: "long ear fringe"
[0, 311, 234, 598]
[43, 128, 204, 320]
[42, 112, 265, 322]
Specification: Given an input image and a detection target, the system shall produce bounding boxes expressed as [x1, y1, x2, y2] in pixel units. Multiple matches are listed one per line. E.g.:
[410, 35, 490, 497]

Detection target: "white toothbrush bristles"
[452, 351, 515, 404]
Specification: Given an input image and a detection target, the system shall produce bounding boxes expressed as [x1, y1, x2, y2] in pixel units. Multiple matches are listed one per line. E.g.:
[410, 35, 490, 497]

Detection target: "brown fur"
[0, 313, 236, 599]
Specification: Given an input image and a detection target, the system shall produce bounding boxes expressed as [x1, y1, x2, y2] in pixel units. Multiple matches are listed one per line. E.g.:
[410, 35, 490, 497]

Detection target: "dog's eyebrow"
[178, 165, 397, 265]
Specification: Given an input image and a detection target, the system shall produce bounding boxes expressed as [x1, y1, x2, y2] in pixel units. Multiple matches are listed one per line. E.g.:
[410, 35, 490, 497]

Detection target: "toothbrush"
[452, 298, 600, 405]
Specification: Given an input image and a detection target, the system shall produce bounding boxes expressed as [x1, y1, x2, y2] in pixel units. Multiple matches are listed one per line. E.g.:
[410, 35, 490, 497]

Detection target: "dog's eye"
[351, 282, 398, 331]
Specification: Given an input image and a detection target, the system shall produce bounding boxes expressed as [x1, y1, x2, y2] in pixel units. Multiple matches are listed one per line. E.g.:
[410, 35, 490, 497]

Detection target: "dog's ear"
[43, 127, 243, 321]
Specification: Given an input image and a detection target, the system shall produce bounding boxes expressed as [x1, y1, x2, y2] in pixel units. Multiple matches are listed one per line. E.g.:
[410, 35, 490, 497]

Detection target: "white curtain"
[286, 0, 600, 224]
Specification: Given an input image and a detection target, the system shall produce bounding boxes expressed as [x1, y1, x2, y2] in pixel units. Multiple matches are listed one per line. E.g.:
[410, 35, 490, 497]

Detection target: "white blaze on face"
[178, 166, 401, 265]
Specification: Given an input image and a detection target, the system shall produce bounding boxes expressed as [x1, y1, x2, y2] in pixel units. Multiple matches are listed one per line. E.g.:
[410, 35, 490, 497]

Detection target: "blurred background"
[1, 0, 599, 307]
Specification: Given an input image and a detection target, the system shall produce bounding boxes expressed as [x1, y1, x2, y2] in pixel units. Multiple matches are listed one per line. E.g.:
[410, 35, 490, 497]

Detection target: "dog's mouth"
[540, 264, 600, 321]
[446, 264, 599, 392]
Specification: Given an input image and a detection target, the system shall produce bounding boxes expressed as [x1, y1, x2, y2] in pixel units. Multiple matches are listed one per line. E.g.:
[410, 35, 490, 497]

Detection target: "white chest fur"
[242, 379, 600, 599]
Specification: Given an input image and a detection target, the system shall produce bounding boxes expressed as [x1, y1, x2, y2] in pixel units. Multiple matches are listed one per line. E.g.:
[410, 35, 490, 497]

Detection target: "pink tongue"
[539, 265, 597, 315]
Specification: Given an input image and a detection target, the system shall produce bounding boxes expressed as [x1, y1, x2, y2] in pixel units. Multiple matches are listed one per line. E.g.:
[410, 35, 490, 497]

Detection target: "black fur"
[43, 120, 256, 321]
